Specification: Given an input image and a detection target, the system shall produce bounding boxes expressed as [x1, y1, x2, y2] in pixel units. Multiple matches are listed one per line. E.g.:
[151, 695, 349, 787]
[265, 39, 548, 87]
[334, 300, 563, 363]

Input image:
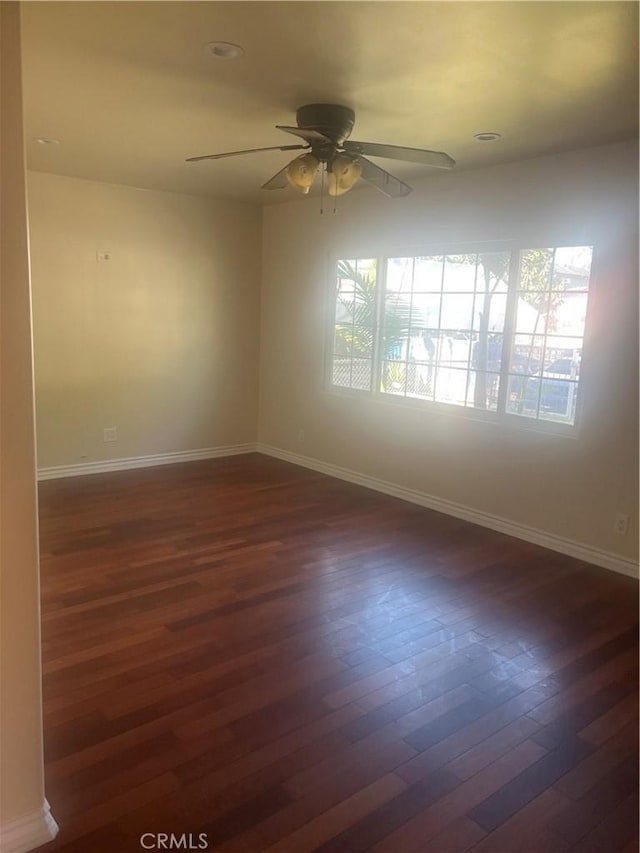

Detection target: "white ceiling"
[21, 1, 639, 204]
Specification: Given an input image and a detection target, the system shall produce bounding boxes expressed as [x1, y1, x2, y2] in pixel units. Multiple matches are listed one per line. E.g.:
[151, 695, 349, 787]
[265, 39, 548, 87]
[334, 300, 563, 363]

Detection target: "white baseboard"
[0, 800, 58, 853]
[35, 440, 638, 578]
[37, 443, 256, 481]
[256, 443, 639, 579]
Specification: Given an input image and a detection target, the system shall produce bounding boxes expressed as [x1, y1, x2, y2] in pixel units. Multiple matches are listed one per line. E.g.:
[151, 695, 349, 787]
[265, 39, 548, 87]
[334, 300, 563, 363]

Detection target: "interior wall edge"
[0, 0, 50, 836]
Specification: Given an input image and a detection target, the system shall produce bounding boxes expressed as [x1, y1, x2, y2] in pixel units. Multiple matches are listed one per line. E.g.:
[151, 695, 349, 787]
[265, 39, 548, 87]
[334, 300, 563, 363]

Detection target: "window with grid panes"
[330, 258, 377, 392]
[328, 246, 593, 428]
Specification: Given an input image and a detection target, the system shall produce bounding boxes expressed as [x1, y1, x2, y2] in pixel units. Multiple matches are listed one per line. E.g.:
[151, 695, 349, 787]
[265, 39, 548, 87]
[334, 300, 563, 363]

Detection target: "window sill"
[322, 384, 580, 440]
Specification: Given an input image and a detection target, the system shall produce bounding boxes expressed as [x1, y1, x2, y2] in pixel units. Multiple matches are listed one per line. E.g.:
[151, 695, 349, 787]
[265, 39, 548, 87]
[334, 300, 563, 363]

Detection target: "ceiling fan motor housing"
[296, 104, 355, 145]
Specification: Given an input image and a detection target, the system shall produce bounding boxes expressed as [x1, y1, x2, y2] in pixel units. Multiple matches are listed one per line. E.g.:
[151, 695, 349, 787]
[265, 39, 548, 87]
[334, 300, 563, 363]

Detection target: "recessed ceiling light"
[206, 41, 243, 60]
[34, 137, 60, 145]
[474, 132, 502, 143]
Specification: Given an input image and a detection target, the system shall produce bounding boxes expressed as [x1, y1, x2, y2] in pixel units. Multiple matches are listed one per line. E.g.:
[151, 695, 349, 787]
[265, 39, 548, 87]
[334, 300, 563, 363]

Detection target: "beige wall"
[0, 1, 50, 842]
[259, 141, 639, 563]
[28, 172, 261, 469]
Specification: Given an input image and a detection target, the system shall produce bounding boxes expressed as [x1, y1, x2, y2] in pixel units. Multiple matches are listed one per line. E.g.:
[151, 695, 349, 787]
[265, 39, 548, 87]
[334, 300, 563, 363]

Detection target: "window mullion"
[535, 248, 557, 420]
[371, 255, 386, 394]
[497, 249, 521, 416]
[326, 255, 338, 389]
[431, 256, 446, 401]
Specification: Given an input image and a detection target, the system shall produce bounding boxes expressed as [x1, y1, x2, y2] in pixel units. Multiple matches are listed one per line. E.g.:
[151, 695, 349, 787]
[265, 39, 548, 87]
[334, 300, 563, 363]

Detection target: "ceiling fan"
[186, 104, 455, 199]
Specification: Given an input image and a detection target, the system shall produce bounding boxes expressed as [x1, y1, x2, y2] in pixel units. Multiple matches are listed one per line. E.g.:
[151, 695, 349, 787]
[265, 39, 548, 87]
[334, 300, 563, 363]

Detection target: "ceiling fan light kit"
[327, 154, 362, 197]
[285, 152, 319, 194]
[187, 103, 456, 208]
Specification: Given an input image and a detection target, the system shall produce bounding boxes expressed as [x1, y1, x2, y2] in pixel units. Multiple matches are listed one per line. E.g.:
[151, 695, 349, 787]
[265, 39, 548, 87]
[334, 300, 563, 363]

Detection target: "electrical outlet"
[614, 513, 629, 536]
[103, 427, 117, 442]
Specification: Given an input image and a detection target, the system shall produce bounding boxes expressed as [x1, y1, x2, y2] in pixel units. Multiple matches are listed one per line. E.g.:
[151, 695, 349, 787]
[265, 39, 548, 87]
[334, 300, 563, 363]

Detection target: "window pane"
[440, 294, 474, 330]
[508, 245, 593, 426]
[510, 335, 544, 375]
[356, 258, 377, 279]
[472, 333, 504, 373]
[471, 293, 508, 332]
[383, 289, 412, 363]
[335, 296, 355, 323]
[381, 360, 407, 395]
[386, 257, 415, 293]
[337, 282, 355, 300]
[519, 249, 553, 291]
[331, 258, 377, 392]
[350, 326, 374, 357]
[515, 293, 548, 335]
[538, 379, 578, 424]
[554, 246, 592, 289]
[384, 338, 405, 361]
[352, 294, 375, 327]
[412, 256, 443, 291]
[476, 252, 511, 292]
[383, 319, 409, 361]
[434, 365, 469, 406]
[332, 358, 353, 388]
[552, 291, 589, 339]
[385, 291, 414, 319]
[383, 254, 508, 413]
[442, 333, 472, 367]
[442, 255, 477, 292]
[541, 345, 581, 376]
[410, 293, 441, 329]
[506, 375, 539, 418]
[465, 370, 501, 411]
[407, 334, 435, 363]
[333, 325, 352, 356]
[337, 259, 356, 294]
[351, 359, 373, 391]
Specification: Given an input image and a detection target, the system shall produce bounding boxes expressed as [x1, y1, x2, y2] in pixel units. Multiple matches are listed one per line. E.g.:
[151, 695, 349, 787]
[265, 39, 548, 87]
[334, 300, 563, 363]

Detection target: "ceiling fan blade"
[276, 126, 333, 144]
[261, 164, 291, 190]
[355, 156, 413, 198]
[186, 144, 305, 163]
[344, 141, 455, 170]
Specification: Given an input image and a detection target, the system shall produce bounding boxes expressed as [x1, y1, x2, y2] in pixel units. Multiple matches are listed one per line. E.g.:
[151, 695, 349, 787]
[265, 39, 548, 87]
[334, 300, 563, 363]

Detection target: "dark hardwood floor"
[37, 453, 638, 852]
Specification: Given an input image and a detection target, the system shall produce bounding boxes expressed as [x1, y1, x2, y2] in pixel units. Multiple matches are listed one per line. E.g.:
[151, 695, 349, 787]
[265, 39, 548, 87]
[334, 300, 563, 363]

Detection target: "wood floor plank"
[467, 785, 572, 852]
[575, 793, 639, 852]
[549, 753, 639, 846]
[309, 768, 461, 853]
[264, 774, 406, 852]
[372, 738, 547, 852]
[36, 455, 638, 852]
[554, 720, 638, 800]
[468, 736, 593, 832]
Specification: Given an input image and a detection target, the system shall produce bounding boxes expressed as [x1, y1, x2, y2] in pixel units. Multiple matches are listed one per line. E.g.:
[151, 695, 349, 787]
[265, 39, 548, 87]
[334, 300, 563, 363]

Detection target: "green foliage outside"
[334, 258, 412, 363]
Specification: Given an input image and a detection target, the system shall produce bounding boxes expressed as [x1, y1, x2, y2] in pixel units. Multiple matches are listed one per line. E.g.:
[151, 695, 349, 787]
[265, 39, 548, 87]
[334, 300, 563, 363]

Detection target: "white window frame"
[325, 241, 594, 434]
